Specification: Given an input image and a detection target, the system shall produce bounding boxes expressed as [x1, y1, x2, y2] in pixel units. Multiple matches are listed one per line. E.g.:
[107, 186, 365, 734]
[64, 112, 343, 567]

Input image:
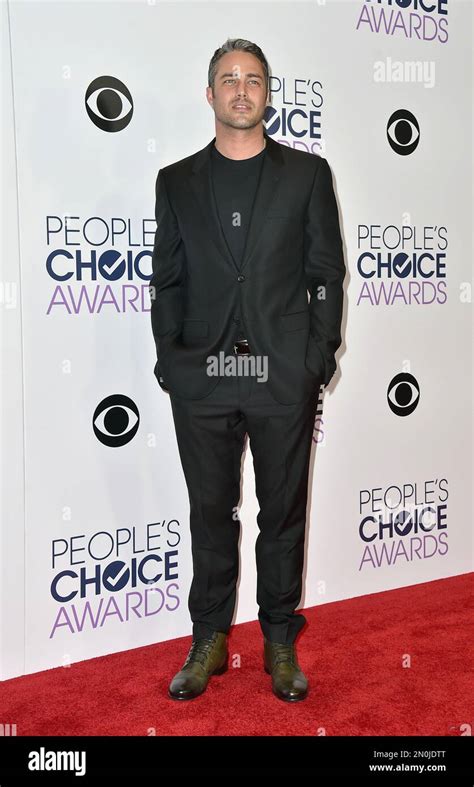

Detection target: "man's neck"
[213, 126, 266, 160]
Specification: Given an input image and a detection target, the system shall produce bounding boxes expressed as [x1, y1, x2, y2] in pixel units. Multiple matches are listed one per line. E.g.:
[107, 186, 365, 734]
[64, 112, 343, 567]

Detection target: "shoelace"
[270, 643, 298, 667]
[184, 636, 218, 668]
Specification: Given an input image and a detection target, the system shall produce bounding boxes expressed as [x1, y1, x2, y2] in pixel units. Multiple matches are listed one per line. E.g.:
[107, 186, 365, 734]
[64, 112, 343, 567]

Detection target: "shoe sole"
[168, 655, 229, 701]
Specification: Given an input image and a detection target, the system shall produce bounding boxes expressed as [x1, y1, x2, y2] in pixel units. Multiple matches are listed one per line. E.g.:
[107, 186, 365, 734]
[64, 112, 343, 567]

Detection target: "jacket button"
[237, 274, 245, 282]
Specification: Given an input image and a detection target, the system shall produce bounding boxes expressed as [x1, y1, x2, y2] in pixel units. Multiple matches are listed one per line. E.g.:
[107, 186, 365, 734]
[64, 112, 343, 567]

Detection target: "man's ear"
[206, 86, 214, 107]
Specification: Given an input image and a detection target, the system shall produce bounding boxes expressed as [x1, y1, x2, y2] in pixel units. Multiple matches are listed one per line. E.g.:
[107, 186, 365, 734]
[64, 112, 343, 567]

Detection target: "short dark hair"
[208, 38, 270, 95]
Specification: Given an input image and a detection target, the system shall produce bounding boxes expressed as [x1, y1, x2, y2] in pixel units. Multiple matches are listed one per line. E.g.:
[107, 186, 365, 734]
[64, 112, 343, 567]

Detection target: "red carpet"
[1, 573, 472, 736]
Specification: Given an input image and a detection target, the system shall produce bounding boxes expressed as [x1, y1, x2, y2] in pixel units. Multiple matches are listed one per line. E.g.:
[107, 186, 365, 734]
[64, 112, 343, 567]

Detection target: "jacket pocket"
[280, 310, 310, 332]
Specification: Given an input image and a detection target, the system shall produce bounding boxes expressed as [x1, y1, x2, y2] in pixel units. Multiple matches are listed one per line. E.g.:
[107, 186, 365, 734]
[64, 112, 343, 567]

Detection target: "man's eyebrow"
[219, 72, 263, 80]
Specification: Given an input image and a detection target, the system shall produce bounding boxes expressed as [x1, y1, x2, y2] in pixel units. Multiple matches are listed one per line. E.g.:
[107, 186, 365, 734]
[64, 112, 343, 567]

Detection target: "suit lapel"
[189, 130, 284, 275]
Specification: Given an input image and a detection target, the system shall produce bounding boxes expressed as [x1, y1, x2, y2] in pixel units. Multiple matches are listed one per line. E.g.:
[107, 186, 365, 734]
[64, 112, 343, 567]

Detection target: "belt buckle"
[234, 339, 250, 355]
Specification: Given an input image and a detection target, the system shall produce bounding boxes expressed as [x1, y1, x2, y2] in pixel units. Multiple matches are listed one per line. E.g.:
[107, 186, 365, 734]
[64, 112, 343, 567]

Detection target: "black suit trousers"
[169, 367, 320, 644]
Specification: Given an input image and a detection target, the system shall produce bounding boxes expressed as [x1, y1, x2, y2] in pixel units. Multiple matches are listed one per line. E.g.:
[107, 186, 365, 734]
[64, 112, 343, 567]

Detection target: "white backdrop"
[1, 0, 472, 680]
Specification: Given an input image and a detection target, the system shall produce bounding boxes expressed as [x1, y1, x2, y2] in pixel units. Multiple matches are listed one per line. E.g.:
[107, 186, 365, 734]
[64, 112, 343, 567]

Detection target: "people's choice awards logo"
[356, 0, 448, 43]
[356, 223, 448, 307]
[358, 478, 449, 571]
[264, 76, 323, 153]
[49, 524, 181, 637]
[85, 75, 133, 132]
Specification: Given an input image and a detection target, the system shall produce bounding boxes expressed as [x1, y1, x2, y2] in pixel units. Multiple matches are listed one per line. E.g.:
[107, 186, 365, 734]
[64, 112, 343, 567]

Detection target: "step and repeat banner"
[1, 0, 472, 679]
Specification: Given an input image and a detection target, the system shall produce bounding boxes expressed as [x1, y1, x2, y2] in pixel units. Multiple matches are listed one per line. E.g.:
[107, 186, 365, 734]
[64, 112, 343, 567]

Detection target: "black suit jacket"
[149, 130, 345, 405]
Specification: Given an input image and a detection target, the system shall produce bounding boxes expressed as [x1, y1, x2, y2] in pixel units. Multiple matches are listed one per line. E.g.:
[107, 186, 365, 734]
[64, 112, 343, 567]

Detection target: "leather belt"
[234, 338, 251, 355]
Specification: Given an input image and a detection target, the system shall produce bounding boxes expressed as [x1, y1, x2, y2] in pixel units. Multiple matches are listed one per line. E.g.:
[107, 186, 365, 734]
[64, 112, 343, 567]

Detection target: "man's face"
[206, 51, 269, 131]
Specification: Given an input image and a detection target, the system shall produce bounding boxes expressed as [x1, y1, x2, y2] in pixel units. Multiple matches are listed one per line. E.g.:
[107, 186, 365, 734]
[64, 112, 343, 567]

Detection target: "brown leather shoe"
[263, 638, 308, 702]
[168, 631, 228, 700]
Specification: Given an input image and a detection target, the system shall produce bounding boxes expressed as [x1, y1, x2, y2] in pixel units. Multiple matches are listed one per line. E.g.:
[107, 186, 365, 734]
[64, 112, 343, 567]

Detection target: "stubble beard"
[216, 103, 265, 131]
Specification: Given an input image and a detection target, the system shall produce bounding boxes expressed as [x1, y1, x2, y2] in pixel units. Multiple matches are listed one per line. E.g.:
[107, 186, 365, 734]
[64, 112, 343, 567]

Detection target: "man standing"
[149, 38, 345, 702]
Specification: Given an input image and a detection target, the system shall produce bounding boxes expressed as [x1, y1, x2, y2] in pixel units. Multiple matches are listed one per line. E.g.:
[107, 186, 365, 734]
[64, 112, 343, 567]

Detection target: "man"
[149, 38, 345, 702]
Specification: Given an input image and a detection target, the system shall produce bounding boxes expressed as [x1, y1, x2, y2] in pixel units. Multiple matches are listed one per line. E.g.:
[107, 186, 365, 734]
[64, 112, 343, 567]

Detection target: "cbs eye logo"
[387, 373, 420, 416]
[93, 394, 139, 446]
[387, 109, 420, 155]
[85, 76, 133, 132]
